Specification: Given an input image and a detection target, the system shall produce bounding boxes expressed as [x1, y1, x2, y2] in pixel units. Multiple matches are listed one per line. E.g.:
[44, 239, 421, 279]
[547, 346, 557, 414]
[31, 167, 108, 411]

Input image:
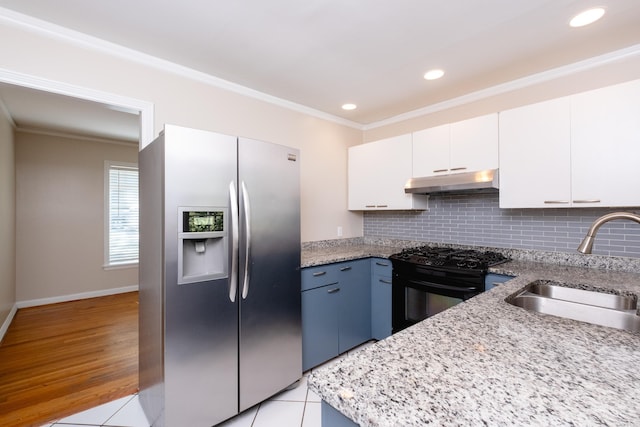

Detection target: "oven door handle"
[407, 279, 479, 293]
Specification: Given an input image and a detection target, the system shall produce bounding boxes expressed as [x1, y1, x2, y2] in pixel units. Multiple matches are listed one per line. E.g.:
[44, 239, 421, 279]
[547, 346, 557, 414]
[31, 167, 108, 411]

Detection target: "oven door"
[392, 274, 483, 333]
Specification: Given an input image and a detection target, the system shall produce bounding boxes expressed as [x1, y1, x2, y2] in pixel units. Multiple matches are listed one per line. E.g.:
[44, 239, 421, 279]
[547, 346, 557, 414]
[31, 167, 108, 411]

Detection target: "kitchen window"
[105, 161, 139, 267]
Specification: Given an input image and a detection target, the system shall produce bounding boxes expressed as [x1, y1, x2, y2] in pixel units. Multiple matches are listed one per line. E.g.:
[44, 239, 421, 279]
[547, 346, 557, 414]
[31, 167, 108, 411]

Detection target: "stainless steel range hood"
[404, 169, 499, 194]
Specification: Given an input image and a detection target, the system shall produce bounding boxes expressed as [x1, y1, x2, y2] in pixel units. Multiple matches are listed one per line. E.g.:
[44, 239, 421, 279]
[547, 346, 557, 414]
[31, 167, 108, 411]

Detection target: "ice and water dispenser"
[177, 208, 228, 284]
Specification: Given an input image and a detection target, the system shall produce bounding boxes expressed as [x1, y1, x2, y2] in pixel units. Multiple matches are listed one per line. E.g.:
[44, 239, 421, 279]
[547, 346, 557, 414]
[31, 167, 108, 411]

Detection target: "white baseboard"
[0, 303, 18, 343]
[15, 285, 139, 309]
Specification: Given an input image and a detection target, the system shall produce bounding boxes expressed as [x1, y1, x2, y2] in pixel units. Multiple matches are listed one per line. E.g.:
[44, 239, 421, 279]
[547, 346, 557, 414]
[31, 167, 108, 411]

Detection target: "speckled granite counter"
[301, 243, 403, 267]
[306, 249, 640, 426]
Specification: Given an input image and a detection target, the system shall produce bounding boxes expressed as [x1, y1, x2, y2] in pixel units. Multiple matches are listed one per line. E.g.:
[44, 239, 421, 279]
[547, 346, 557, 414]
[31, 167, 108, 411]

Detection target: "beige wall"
[0, 20, 363, 243]
[15, 131, 138, 302]
[3, 17, 638, 304]
[0, 108, 15, 325]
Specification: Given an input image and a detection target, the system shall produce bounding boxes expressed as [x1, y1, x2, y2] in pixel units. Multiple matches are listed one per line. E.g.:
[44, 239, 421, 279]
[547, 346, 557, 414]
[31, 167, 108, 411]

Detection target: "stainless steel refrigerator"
[138, 125, 302, 426]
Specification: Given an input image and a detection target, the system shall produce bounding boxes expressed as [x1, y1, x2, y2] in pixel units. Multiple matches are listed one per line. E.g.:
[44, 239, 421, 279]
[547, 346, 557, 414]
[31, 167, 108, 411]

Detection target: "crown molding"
[2, 7, 639, 133]
[15, 126, 138, 146]
[364, 43, 640, 130]
[0, 7, 363, 130]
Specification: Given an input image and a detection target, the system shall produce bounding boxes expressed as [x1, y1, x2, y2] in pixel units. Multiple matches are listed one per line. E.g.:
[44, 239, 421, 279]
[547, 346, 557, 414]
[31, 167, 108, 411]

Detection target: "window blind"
[108, 164, 139, 265]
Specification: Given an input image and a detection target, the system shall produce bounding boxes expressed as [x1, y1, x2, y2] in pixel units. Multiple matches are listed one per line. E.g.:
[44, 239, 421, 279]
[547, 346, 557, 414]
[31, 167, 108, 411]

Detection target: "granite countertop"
[306, 249, 640, 426]
[301, 243, 403, 268]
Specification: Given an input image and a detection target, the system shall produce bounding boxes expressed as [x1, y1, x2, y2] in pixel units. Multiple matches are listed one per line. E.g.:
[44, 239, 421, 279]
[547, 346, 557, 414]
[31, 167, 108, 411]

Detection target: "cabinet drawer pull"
[573, 199, 601, 203]
[375, 261, 389, 266]
[376, 205, 388, 208]
[433, 168, 448, 173]
[327, 287, 340, 294]
[340, 266, 352, 272]
[450, 167, 467, 171]
[379, 279, 392, 284]
[312, 271, 327, 277]
[365, 205, 376, 208]
[543, 200, 570, 204]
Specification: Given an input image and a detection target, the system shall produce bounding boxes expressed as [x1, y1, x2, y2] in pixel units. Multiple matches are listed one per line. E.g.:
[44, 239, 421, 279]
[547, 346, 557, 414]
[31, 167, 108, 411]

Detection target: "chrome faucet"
[577, 212, 640, 254]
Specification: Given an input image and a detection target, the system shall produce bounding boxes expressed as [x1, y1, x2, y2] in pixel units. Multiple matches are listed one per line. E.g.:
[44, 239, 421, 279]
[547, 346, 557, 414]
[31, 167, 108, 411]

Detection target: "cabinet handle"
[327, 287, 340, 294]
[450, 167, 467, 171]
[375, 261, 389, 266]
[379, 279, 392, 284]
[543, 200, 570, 204]
[573, 199, 601, 203]
[376, 205, 388, 208]
[365, 205, 376, 208]
[312, 271, 327, 277]
[433, 168, 448, 173]
[340, 266, 352, 272]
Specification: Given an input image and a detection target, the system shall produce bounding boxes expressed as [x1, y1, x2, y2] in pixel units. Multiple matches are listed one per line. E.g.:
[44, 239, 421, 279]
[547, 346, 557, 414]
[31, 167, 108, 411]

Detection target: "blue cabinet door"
[485, 273, 515, 291]
[302, 283, 341, 371]
[371, 258, 392, 340]
[338, 259, 371, 353]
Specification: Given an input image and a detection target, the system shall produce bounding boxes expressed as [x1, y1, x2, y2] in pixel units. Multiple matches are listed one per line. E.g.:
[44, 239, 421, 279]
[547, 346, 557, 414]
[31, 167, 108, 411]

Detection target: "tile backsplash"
[363, 193, 640, 258]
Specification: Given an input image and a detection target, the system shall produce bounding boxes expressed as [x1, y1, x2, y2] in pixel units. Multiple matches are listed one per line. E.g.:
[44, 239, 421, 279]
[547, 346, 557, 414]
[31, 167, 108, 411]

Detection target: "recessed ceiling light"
[342, 103, 357, 110]
[570, 7, 605, 27]
[424, 69, 445, 80]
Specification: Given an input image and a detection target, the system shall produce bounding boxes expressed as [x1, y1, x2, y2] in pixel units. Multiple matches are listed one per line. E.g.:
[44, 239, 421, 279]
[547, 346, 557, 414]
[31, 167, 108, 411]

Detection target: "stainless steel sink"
[506, 281, 640, 333]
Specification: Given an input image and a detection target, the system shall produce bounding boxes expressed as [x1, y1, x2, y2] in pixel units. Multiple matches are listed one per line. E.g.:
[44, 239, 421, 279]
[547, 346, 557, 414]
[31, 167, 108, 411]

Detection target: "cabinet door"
[302, 284, 340, 371]
[499, 97, 572, 208]
[371, 259, 392, 340]
[412, 124, 450, 177]
[485, 273, 514, 291]
[348, 134, 421, 210]
[571, 79, 640, 207]
[337, 260, 371, 353]
[450, 113, 498, 173]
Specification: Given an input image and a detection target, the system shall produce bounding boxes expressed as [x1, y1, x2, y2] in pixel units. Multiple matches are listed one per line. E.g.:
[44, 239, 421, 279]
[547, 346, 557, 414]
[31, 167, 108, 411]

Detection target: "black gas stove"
[389, 246, 509, 273]
[389, 246, 510, 333]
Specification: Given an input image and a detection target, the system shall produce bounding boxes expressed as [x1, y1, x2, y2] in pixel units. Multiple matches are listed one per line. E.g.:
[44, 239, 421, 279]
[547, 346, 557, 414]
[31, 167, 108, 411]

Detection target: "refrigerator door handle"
[241, 181, 251, 299]
[229, 181, 239, 302]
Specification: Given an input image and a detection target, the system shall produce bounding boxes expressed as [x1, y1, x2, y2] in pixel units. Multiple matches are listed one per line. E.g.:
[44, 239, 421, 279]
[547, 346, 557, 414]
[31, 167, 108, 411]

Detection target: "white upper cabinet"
[413, 113, 499, 177]
[570, 79, 640, 207]
[412, 124, 449, 176]
[348, 134, 428, 211]
[499, 97, 572, 208]
[499, 79, 640, 208]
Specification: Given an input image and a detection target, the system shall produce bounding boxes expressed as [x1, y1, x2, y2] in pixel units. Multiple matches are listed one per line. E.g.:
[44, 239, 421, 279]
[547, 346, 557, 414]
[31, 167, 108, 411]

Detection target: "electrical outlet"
[337, 226, 343, 237]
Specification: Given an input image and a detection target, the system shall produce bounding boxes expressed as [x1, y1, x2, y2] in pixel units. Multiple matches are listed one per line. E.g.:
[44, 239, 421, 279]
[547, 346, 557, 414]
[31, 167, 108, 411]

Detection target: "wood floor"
[0, 292, 139, 427]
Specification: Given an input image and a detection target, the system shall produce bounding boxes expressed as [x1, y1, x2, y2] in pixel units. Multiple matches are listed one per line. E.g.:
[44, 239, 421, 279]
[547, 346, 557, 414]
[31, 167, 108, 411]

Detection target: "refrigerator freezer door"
[238, 138, 302, 411]
[163, 126, 239, 426]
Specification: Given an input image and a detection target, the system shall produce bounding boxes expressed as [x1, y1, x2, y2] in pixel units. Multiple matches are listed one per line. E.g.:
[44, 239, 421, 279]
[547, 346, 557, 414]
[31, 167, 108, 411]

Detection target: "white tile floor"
[40, 343, 372, 427]
[38, 374, 320, 427]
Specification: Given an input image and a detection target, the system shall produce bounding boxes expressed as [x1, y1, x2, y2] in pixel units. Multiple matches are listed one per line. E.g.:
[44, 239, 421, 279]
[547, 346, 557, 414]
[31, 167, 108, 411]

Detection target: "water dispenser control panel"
[177, 207, 228, 285]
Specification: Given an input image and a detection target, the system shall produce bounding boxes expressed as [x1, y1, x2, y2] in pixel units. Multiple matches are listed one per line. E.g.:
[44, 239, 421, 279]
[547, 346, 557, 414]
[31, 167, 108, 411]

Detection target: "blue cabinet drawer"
[301, 265, 339, 291]
[371, 258, 392, 277]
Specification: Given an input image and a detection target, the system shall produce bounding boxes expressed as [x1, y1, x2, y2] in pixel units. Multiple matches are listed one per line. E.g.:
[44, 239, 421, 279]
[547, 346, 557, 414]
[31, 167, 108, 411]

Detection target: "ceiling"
[1, 0, 640, 141]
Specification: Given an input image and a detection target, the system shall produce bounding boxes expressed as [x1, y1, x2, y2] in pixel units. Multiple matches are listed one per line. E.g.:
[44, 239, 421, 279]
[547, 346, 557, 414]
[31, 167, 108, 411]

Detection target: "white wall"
[0, 105, 15, 327]
[0, 18, 363, 243]
[15, 131, 139, 302]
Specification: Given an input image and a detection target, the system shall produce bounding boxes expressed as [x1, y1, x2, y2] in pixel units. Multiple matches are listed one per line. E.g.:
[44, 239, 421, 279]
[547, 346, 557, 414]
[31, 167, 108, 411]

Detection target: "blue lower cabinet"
[302, 259, 372, 371]
[302, 283, 341, 371]
[370, 258, 392, 340]
[485, 273, 515, 291]
[337, 260, 371, 353]
[321, 401, 359, 427]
